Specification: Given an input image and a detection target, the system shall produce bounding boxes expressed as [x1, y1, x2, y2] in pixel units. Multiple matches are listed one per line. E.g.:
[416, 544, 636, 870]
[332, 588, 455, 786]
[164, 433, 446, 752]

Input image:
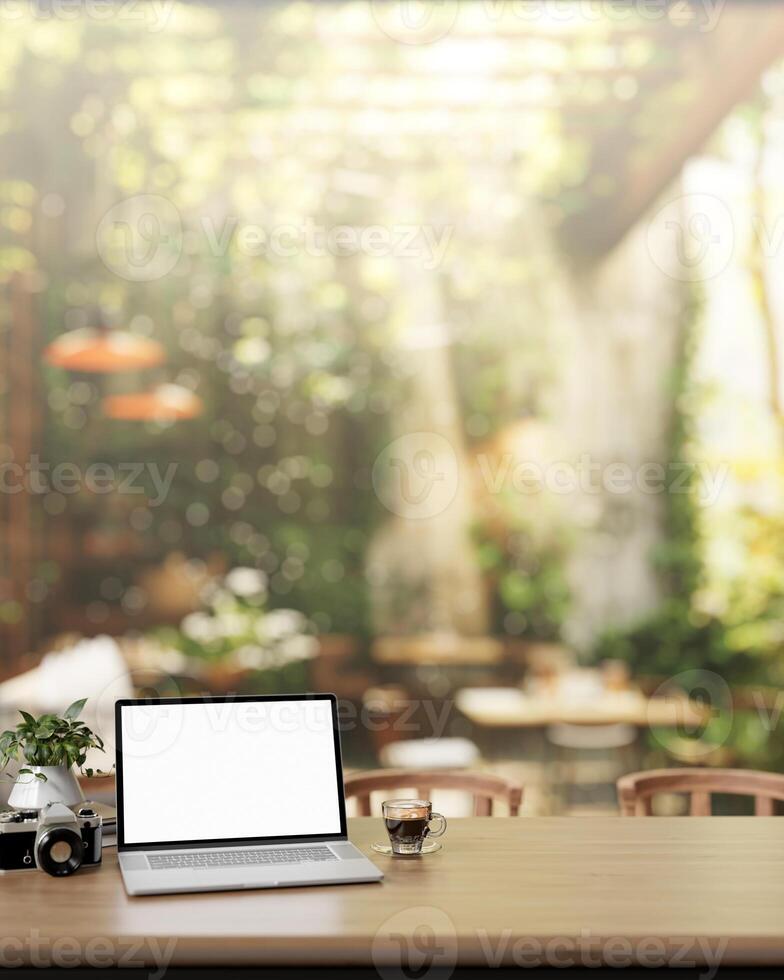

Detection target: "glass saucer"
[371, 841, 442, 855]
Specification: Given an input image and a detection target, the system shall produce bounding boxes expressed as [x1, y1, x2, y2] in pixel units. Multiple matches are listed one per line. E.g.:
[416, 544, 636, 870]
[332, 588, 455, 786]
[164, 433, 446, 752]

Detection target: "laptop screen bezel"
[115, 693, 348, 851]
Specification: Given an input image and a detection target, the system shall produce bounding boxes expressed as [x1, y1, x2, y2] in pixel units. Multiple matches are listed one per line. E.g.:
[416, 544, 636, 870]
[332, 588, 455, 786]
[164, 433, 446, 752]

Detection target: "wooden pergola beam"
[1, 273, 40, 678]
[562, 5, 784, 261]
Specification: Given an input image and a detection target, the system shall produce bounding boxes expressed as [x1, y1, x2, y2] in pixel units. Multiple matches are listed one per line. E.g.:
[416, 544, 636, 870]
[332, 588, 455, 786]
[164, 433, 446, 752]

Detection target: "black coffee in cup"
[381, 800, 447, 855]
[384, 816, 429, 844]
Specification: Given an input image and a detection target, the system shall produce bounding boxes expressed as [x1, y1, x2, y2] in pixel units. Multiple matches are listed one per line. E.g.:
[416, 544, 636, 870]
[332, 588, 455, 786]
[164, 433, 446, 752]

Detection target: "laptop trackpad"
[329, 843, 362, 860]
[120, 853, 149, 870]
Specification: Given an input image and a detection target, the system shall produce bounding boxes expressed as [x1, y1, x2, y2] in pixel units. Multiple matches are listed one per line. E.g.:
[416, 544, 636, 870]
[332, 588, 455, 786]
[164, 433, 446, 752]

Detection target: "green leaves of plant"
[0, 699, 103, 773]
[64, 698, 87, 721]
[17, 768, 47, 781]
[0, 729, 20, 770]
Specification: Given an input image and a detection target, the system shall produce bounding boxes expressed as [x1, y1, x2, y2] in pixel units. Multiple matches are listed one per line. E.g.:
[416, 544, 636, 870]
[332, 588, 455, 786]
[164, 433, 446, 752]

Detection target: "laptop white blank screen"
[119, 699, 343, 845]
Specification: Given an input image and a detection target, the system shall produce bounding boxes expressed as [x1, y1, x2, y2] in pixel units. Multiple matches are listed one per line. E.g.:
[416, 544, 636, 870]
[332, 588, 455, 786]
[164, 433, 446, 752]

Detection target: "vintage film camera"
[0, 802, 102, 876]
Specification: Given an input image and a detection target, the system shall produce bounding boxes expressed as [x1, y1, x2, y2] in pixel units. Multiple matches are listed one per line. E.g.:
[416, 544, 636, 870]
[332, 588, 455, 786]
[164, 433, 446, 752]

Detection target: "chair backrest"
[617, 768, 784, 816]
[344, 768, 523, 816]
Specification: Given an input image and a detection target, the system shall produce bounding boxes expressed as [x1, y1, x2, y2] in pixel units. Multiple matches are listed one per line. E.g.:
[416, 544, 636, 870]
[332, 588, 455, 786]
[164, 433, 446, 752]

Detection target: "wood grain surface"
[1, 817, 783, 968]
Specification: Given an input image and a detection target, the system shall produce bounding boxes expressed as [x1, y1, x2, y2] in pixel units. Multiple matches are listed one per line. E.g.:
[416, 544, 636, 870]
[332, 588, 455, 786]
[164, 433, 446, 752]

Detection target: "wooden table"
[372, 633, 504, 666]
[455, 686, 710, 728]
[2, 818, 783, 969]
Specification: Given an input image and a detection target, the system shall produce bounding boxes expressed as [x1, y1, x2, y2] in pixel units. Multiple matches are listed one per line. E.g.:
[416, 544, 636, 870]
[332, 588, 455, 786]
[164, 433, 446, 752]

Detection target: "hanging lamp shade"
[102, 384, 203, 421]
[43, 329, 166, 373]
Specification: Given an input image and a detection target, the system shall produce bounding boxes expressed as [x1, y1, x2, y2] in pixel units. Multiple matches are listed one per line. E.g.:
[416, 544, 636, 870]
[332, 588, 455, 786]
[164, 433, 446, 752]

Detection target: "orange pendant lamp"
[44, 327, 165, 373]
[102, 384, 203, 421]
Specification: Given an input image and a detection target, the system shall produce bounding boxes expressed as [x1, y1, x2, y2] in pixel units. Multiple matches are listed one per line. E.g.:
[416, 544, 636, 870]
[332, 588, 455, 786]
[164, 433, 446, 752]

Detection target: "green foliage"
[0, 8, 582, 640]
[1, 11, 407, 628]
[241, 660, 310, 697]
[593, 287, 784, 770]
[475, 522, 571, 641]
[264, 524, 372, 638]
[0, 700, 105, 778]
[596, 600, 743, 681]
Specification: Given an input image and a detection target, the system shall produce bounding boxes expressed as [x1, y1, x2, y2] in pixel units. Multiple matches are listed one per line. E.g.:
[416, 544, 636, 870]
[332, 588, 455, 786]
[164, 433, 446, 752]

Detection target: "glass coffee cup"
[382, 799, 447, 855]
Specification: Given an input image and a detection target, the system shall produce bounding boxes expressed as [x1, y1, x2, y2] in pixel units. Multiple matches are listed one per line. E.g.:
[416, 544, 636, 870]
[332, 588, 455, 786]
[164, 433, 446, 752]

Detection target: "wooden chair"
[344, 768, 523, 816]
[617, 768, 784, 816]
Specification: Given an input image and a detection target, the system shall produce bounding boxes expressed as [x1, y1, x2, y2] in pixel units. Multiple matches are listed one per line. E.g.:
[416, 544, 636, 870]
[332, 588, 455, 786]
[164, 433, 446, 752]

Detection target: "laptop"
[115, 694, 383, 896]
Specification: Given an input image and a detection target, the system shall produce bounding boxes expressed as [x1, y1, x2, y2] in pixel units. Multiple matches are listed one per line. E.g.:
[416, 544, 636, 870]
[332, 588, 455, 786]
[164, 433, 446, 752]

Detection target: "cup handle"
[427, 812, 447, 838]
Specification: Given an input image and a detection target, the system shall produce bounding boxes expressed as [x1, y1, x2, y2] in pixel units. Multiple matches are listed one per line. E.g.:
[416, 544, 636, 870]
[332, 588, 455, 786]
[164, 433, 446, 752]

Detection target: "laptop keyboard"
[148, 846, 337, 870]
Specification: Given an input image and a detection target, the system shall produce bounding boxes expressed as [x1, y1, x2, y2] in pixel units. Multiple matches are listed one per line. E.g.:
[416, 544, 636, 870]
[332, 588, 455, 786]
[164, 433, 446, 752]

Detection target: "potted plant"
[0, 699, 105, 809]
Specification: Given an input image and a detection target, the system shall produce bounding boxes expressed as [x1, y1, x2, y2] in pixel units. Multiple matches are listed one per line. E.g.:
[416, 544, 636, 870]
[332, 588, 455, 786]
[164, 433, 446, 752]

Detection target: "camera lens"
[50, 841, 72, 863]
[36, 827, 83, 877]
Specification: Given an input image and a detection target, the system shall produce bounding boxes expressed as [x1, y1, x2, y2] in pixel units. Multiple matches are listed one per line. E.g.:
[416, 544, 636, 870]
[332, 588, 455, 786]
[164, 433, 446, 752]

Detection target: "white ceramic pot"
[8, 765, 85, 810]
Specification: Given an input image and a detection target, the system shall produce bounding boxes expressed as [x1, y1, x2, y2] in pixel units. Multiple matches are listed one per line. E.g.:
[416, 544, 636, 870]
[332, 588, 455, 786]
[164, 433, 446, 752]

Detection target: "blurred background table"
[455, 686, 710, 729]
